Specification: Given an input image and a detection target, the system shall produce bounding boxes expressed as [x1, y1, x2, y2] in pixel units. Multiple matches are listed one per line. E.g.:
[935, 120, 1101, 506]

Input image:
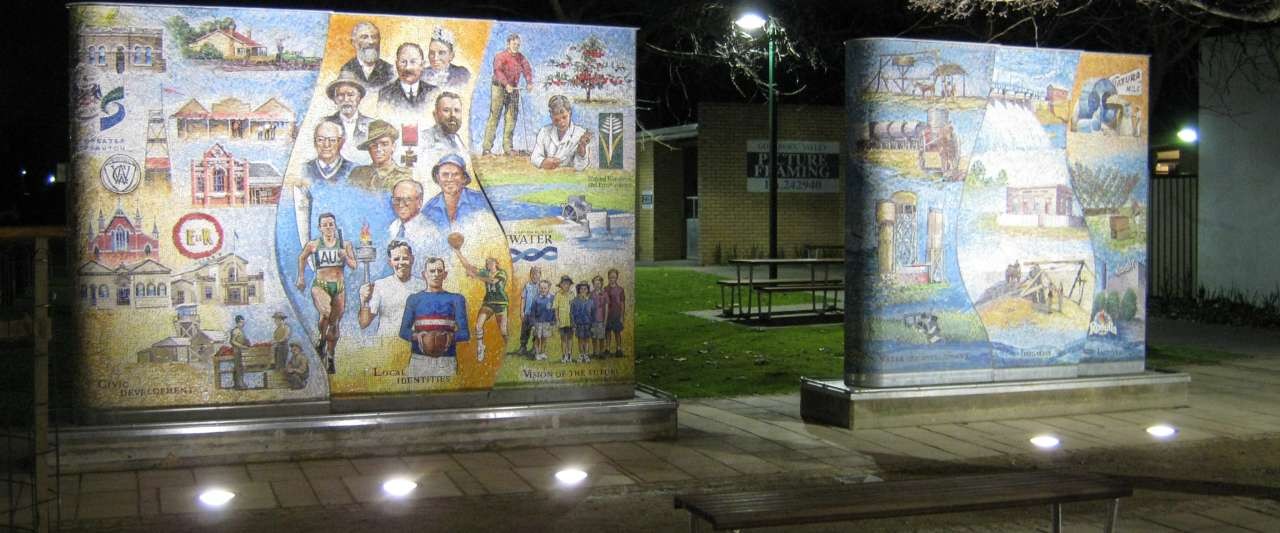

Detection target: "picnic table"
[719, 258, 842, 320]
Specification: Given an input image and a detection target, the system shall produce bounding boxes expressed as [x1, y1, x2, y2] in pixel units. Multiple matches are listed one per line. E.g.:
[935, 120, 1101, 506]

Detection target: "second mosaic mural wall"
[846, 38, 1148, 387]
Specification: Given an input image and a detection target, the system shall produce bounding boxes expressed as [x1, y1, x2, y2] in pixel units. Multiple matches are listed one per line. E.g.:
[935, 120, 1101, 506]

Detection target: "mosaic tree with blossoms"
[543, 35, 631, 102]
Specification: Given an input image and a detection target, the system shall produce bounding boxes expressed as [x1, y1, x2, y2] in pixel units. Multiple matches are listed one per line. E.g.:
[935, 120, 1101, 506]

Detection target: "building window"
[136, 283, 144, 296]
[133, 46, 142, 64]
[113, 228, 128, 251]
[147, 283, 157, 296]
[160, 283, 167, 296]
[80, 285, 87, 299]
[234, 174, 244, 191]
[145, 244, 152, 255]
[144, 47, 153, 65]
[99, 286, 109, 298]
[227, 266, 238, 281]
[247, 285, 256, 298]
[97, 46, 106, 65]
[204, 287, 213, 300]
[214, 168, 226, 192]
[196, 174, 205, 191]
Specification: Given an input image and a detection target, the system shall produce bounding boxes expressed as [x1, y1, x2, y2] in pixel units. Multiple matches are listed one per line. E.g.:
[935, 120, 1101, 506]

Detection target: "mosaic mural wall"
[70, 4, 636, 409]
[846, 38, 1148, 387]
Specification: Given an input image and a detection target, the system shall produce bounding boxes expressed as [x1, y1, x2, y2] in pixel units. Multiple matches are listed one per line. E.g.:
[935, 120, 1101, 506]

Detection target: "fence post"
[32, 237, 50, 533]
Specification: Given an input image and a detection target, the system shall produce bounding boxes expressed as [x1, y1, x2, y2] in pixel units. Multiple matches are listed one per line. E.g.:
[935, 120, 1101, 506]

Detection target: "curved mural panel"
[846, 39, 995, 387]
[846, 38, 1147, 387]
[70, 3, 636, 410]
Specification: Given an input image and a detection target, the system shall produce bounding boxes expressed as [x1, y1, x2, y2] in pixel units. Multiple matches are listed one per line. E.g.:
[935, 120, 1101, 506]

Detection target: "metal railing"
[1149, 173, 1198, 299]
[1, 226, 65, 532]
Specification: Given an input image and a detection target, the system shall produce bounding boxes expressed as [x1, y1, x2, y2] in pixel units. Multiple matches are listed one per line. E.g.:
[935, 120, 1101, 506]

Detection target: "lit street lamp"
[735, 10, 780, 276]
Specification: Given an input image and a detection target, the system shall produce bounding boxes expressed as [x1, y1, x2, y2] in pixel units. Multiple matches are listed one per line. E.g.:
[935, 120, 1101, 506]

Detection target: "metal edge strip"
[61, 392, 679, 441]
[806, 372, 1190, 400]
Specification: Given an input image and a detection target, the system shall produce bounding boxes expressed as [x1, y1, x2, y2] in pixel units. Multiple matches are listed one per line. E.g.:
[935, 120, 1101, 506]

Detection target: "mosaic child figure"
[605, 268, 625, 356]
[554, 275, 575, 363]
[590, 275, 608, 358]
[516, 266, 542, 356]
[571, 282, 595, 363]
[531, 280, 555, 360]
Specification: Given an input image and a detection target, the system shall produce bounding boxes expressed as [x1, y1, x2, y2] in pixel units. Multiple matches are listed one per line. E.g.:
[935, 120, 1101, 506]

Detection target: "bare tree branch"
[1176, 0, 1280, 22]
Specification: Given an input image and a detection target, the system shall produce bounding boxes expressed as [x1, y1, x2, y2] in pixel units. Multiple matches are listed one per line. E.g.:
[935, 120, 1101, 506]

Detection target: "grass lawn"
[1146, 344, 1249, 369]
[635, 267, 843, 398]
[634, 267, 1255, 398]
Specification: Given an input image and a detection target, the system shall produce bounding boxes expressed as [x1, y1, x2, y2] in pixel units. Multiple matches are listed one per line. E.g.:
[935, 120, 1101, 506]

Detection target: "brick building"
[636, 103, 846, 264]
[190, 144, 283, 207]
[169, 253, 264, 307]
[78, 27, 166, 74]
[188, 28, 268, 60]
[86, 204, 160, 268]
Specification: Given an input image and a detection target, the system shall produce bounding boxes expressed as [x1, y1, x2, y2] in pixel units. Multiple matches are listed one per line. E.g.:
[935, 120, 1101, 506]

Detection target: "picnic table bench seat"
[674, 471, 1131, 532]
[722, 258, 843, 321]
[754, 281, 844, 319]
[717, 278, 838, 317]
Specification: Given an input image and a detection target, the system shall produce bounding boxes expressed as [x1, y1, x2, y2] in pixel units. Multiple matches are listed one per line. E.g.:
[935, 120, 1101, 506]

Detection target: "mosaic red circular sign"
[172, 212, 224, 259]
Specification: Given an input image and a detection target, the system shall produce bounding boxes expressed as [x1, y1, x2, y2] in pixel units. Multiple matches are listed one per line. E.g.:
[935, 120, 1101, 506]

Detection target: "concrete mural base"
[800, 373, 1189, 429]
[57, 386, 676, 473]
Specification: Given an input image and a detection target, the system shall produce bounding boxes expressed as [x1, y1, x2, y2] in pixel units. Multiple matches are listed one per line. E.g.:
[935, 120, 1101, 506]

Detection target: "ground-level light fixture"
[198, 488, 236, 507]
[1146, 424, 1178, 438]
[734, 12, 767, 31]
[382, 478, 418, 497]
[555, 468, 588, 486]
[1177, 127, 1198, 143]
[1029, 435, 1061, 449]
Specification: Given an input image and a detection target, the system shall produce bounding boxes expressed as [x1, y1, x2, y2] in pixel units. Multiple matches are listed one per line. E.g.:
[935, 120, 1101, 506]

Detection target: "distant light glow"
[555, 468, 588, 486]
[734, 13, 767, 30]
[1177, 127, 1198, 143]
[1146, 424, 1177, 438]
[198, 489, 235, 507]
[382, 478, 417, 497]
[1030, 435, 1061, 449]
[47, 173, 56, 184]
[19, 169, 27, 176]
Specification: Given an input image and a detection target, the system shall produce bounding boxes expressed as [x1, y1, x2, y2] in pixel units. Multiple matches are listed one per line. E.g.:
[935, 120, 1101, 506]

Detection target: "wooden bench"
[717, 278, 822, 317]
[674, 471, 1131, 532]
[804, 244, 843, 259]
[754, 281, 844, 320]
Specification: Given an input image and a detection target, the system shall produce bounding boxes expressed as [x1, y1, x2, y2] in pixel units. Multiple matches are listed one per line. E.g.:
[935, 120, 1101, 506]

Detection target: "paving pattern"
[4, 318, 1279, 531]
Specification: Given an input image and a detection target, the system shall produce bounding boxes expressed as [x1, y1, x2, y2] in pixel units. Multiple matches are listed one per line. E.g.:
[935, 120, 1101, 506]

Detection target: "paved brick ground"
[5, 318, 1279, 532]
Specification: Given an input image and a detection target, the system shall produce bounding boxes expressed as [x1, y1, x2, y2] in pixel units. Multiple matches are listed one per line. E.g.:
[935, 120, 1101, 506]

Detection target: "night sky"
[3, 0, 1205, 225]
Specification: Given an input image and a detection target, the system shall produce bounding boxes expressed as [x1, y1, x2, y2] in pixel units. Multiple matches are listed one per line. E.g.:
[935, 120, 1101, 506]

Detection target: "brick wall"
[696, 102, 846, 264]
[635, 141, 656, 262]
[636, 138, 692, 262]
[651, 143, 687, 261]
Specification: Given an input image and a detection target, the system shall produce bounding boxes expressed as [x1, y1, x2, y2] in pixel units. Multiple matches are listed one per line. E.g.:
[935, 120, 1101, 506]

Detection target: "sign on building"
[746, 140, 840, 193]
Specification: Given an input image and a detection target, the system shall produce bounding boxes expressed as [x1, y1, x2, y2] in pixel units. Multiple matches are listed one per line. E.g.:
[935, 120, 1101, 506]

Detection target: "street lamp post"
[735, 12, 780, 277]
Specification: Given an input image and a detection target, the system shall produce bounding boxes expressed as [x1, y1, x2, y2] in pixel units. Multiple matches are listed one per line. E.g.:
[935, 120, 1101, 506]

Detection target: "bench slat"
[756, 284, 844, 292]
[717, 278, 839, 286]
[675, 472, 1129, 530]
[682, 473, 1123, 511]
